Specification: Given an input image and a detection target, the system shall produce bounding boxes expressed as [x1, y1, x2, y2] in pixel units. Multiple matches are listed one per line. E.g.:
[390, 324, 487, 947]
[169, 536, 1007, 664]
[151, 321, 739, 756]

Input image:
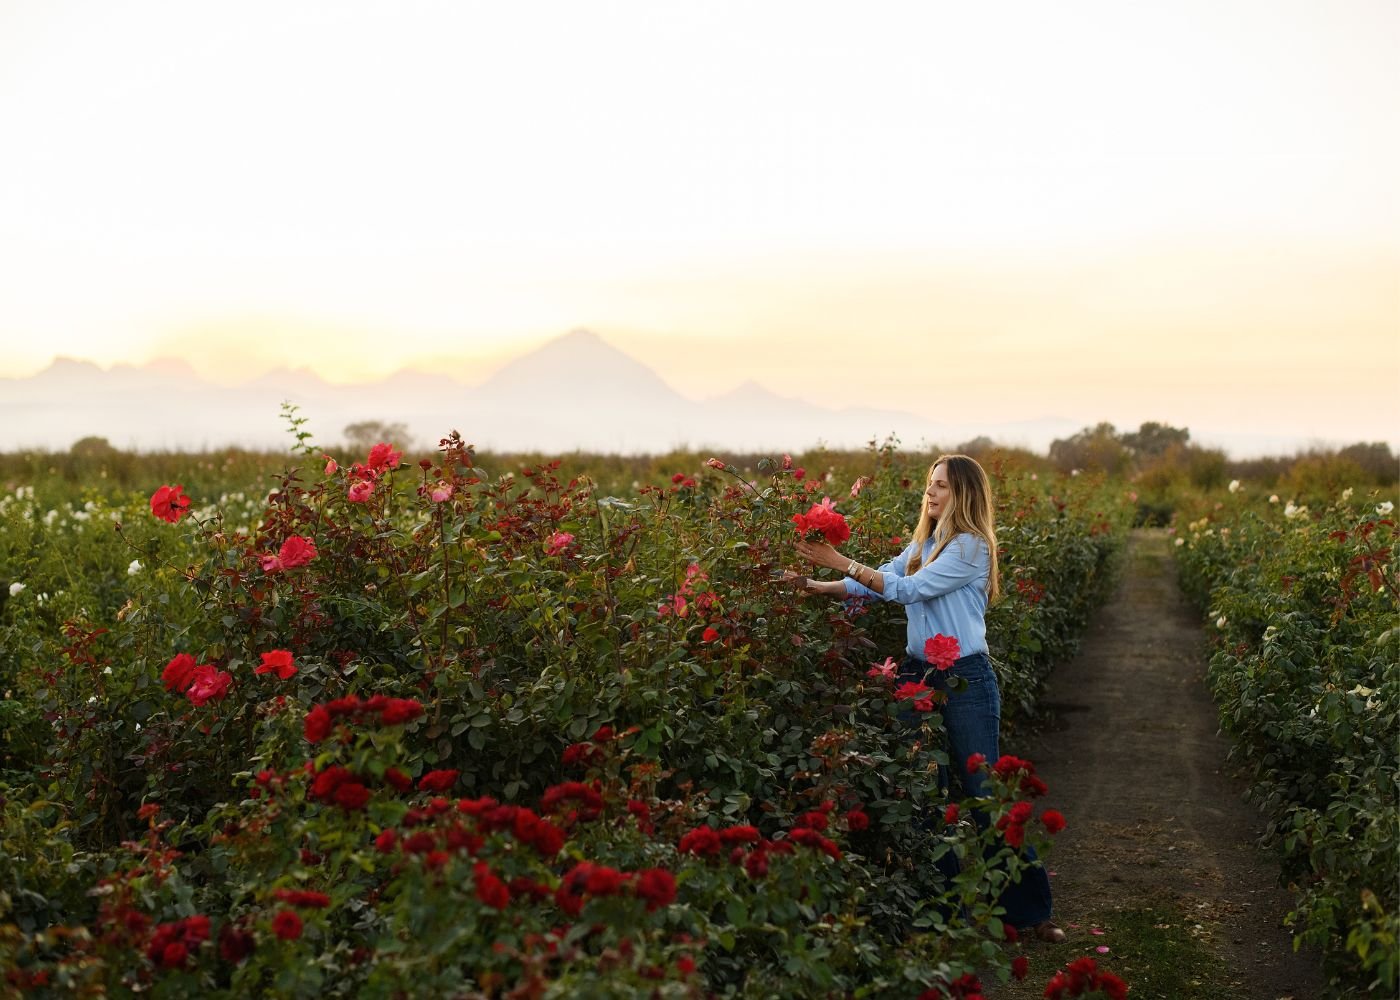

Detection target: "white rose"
[1216, 615, 1228, 628]
[127, 559, 143, 576]
[1269, 495, 1279, 504]
[1341, 488, 1353, 501]
[1378, 501, 1395, 515]
[7, 582, 24, 597]
[1228, 480, 1240, 494]
[1174, 537, 1185, 547]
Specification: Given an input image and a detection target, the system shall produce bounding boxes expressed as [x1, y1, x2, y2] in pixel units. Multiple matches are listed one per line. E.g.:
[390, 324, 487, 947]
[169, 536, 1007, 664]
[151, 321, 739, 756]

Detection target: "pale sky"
[1, 0, 1397, 451]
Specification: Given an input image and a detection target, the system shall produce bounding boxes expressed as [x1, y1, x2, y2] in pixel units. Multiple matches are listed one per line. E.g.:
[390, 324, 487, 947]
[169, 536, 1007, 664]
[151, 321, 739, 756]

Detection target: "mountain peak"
[41, 356, 103, 376]
[482, 328, 679, 400]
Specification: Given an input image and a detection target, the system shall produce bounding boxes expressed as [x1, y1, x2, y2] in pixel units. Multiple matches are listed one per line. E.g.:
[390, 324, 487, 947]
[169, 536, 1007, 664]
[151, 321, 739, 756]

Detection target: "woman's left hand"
[794, 539, 843, 571]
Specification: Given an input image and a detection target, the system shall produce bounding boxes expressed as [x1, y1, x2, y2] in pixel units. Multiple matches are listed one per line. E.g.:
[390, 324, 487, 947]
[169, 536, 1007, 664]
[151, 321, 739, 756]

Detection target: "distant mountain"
[0, 333, 1079, 455]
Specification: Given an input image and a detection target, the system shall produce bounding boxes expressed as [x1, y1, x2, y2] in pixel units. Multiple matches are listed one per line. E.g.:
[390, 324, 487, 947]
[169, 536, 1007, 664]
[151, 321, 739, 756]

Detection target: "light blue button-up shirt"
[844, 532, 990, 659]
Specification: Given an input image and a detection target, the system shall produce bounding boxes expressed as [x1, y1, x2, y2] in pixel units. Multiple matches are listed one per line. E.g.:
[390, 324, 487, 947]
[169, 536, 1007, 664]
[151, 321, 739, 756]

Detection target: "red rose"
[161, 653, 198, 693]
[923, 633, 961, 670]
[255, 649, 297, 679]
[365, 442, 402, 472]
[634, 868, 677, 911]
[473, 862, 511, 909]
[150, 484, 192, 523]
[583, 865, 625, 896]
[893, 681, 933, 703]
[277, 535, 317, 569]
[310, 765, 350, 800]
[789, 828, 841, 860]
[845, 808, 870, 832]
[1041, 809, 1066, 834]
[944, 804, 960, 825]
[791, 498, 850, 545]
[303, 705, 333, 743]
[965, 753, 987, 774]
[678, 826, 722, 857]
[383, 767, 412, 792]
[992, 754, 1034, 779]
[719, 825, 761, 845]
[1096, 971, 1128, 1000]
[271, 909, 302, 941]
[1011, 955, 1029, 981]
[378, 698, 424, 726]
[187, 665, 232, 706]
[333, 781, 370, 811]
[374, 828, 399, 853]
[562, 742, 598, 767]
[701, 626, 720, 643]
[417, 769, 459, 793]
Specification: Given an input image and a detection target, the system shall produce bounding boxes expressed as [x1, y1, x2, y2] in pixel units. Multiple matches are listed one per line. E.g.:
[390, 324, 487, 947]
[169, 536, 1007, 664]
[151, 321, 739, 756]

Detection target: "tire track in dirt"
[997, 529, 1323, 999]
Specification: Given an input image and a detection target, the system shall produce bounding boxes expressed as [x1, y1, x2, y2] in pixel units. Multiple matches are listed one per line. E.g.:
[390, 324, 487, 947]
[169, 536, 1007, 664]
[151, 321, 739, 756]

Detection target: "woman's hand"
[778, 569, 811, 592]
[794, 539, 844, 572]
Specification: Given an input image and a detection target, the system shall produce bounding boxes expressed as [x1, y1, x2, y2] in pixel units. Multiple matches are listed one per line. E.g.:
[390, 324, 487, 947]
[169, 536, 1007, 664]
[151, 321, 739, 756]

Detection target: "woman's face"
[925, 463, 952, 520]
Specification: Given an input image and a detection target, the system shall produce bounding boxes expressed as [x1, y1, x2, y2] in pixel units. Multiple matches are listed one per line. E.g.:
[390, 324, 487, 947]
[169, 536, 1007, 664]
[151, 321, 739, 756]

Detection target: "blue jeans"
[900, 652, 1054, 928]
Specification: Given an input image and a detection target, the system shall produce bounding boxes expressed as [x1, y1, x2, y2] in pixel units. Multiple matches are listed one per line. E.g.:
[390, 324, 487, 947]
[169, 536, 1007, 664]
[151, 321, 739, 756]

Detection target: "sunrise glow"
[1, 1, 1396, 454]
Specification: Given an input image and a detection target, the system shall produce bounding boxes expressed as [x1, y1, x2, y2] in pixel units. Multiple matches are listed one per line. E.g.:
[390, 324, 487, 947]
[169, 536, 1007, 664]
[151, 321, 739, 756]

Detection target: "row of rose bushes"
[1173, 485, 1398, 997]
[1, 434, 1131, 995]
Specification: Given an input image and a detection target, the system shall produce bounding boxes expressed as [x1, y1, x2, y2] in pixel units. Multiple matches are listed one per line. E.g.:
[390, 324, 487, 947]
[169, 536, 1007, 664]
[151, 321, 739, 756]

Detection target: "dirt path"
[991, 529, 1323, 999]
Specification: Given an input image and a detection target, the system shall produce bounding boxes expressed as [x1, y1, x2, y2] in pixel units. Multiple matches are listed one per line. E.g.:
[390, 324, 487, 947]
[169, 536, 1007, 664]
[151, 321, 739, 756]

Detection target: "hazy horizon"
[5, 331, 1395, 461]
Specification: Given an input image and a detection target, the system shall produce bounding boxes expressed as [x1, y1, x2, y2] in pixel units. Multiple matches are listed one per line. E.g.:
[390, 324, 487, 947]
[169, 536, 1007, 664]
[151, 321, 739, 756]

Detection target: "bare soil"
[990, 529, 1324, 999]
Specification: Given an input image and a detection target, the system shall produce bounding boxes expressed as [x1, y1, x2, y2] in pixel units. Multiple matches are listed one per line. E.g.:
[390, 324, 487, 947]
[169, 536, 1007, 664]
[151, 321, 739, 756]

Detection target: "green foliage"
[1174, 485, 1399, 997]
[0, 433, 1131, 996]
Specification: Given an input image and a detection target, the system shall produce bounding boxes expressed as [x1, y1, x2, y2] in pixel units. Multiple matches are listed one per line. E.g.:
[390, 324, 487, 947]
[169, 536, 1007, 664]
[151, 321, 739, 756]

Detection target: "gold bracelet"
[847, 559, 859, 577]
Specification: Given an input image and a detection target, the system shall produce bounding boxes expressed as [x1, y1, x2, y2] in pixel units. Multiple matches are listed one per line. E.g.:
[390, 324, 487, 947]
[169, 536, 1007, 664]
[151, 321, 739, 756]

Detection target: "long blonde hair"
[905, 453, 1001, 601]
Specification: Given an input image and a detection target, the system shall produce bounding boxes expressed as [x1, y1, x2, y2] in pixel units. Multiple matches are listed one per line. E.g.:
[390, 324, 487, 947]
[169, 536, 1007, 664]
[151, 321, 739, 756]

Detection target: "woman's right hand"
[779, 570, 811, 592]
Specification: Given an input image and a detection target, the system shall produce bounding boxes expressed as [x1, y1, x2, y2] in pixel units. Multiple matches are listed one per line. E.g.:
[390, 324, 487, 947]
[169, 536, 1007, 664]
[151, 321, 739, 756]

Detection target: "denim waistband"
[904, 650, 989, 667]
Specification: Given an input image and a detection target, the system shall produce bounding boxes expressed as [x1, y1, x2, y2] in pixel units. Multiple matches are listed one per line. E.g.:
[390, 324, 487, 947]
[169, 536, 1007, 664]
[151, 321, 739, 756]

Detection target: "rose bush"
[0, 432, 1131, 995]
[1175, 485, 1399, 996]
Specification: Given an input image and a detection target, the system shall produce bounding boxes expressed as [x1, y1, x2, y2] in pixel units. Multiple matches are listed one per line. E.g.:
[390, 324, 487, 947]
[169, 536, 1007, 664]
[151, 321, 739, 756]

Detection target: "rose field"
[1174, 485, 1399, 995]
[0, 426, 1395, 997]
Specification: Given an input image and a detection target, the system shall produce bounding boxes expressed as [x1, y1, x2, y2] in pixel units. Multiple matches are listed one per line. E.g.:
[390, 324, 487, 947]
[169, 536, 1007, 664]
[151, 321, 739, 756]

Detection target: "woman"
[788, 453, 1064, 942]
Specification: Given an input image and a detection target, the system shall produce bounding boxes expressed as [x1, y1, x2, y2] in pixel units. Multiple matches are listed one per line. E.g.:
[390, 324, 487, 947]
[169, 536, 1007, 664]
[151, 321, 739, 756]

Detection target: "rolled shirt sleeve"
[843, 540, 915, 601]
[879, 534, 988, 605]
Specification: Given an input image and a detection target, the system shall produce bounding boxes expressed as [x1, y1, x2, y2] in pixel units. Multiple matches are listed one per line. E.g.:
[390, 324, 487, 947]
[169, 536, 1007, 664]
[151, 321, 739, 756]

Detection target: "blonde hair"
[905, 454, 1001, 601]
